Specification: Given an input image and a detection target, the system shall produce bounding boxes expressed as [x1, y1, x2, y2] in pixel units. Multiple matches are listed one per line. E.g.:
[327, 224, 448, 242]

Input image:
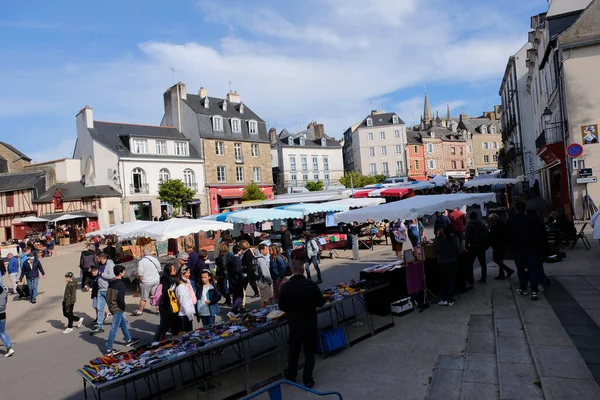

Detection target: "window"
[369, 163, 377, 175]
[482, 142, 489, 149]
[183, 169, 195, 189]
[381, 146, 387, 156]
[222, 99, 228, 112]
[324, 174, 330, 184]
[234, 143, 242, 161]
[290, 157, 297, 171]
[288, 137, 294, 145]
[5, 191, 14, 207]
[321, 138, 326, 147]
[396, 161, 403, 173]
[460, 147, 464, 156]
[483, 155, 490, 163]
[251, 144, 259, 157]
[393, 115, 399, 124]
[380, 131, 385, 140]
[313, 174, 319, 180]
[490, 126, 496, 134]
[428, 160, 436, 170]
[481, 125, 487, 134]
[382, 162, 389, 175]
[366, 118, 373, 127]
[493, 154, 499, 162]
[236, 167, 244, 182]
[239, 103, 244, 114]
[469, 158, 474, 166]
[323, 157, 329, 171]
[131, 167, 147, 194]
[54, 195, 63, 210]
[299, 137, 306, 146]
[461, 161, 465, 169]
[414, 160, 420, 170]
[159, 168, 170, 183]
[156, 140, 167, 155]
[301, 156, 308, 171]
[468, 145, 473, 153]
[132, 139, 148, 154]
[215, 141, 224, 156]
[301, 174, 308, 181]
[312, 156, 319, 171]
[369, 147, 375, 157]
[367, 132, 374, 141]
[492, 142, 498, 149]
[427, 143, 434, 153]
[394, 130, 400, 138]
[413, 145, 418, 154]
[213, 116, 223, 131]
[291, 174, 297, 183]
[451, 161, 457, 169]
[395, 145, 402, 154]
[231, 118, 241, 133]
[174, 142, 189, 156]
[217, 166, 226, 182]
[204, 97, 209, 108]
[451, 147, 456, 155]
[248, 120, 258, 134]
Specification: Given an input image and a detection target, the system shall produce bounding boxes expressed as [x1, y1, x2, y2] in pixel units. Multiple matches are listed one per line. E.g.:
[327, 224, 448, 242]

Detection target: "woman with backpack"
[153, 264, 180, 341]
[239, 240, 260, 304]
[215, 243, 231, 306]
[269, 244, 288, 303]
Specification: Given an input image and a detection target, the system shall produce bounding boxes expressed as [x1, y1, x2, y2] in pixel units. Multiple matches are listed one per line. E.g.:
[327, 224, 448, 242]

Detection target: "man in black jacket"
[280, 225, 293, 267]
[488, 214, 514, 280]
[105, 265, 138, 355]
[279, 260, 325, 389]
[465, 212, 489, 283]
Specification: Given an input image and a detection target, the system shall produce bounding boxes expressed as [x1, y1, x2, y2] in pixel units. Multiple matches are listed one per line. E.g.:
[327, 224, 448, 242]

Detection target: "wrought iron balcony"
[130, 183, 149, 194]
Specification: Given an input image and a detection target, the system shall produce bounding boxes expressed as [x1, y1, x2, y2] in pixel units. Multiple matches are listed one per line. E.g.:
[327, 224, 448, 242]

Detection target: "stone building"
[0, 142, 31, 173]
[406, 130, 426, 179]
[458, 115, 503, 176]
[0, 171, 45, 242]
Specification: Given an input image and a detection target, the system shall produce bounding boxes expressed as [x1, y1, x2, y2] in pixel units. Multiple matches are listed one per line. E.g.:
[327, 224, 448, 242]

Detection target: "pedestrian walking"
[227, 245, 245, 318]
[6, 253, 19, 295]
[269, 244, 288, 303]
[449, 207, 467, 251]
[465, 212, 489, 283]
[62, 272, 83, 333]
[256, 244, 274, 307]
[488, 213, 514, 280]
[90, 253, 115, 334]
[153, 263, 180, 341]
[89, 265, 106, 326]
[435, 225, 460, 306]
[434, 210, 452, 236]
[185, 244, 200, 293]
[280, 225, 293, 267]
[0, 277, 15, 357]
[240, 240, 260, 300]
[303, 232, 323, 284]
[197, 269, 221, 327]
[105, 265, 139, 355]
[79, 244, 98, 291]
[19, 253, 46, 303]
[279, 260, 326, 389]
[175, 265, 196, 333]
[389, 220, 408, 260]
[407, 218, 426, 249]
[215, 243, 231, 306]
[132, 249, 160, 316]
[527, 209, 548, 296]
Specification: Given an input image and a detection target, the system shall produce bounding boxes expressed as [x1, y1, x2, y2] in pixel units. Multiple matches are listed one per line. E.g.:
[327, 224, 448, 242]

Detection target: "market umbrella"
[279, 203, 349, 216]
[86, 220, 158, 238]
[52, 214, 84, 223]
[225, 208, 303, 224]
[352, 189, 374, 198]
[200, 211, 236, 222]
[463, 177, 521, 188]
[14, 216, 48, 223]
[333, 193, 496, 224]
[323, 198, 386, 208]
[120, 218, 233, 242]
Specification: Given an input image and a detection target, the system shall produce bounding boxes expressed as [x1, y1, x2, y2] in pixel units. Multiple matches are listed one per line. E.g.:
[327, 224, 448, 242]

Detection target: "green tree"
[242, 181, 267, 201]
[374, 175, 387, 184]
[305, 181, 324, 192]
[157, 179, 195, 215]
[339, 172, 381, 188]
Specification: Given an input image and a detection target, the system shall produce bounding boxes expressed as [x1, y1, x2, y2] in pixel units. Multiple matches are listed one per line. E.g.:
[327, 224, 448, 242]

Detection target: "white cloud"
[27, 138, 77, 164]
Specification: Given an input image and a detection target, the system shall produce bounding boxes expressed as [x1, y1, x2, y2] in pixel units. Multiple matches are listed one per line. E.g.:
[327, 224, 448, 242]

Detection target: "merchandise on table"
[361, 260, 403, 274]
[321, 280, 367, 304]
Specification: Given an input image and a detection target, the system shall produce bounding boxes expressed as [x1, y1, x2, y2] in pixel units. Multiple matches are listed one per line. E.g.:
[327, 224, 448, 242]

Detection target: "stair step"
[462, 314, 499, 400]
[426, 355, 465, 400]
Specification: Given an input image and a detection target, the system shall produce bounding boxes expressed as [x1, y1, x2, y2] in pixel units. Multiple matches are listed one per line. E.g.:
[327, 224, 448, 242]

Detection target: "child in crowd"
[197, 269, 221, 327]
[62, 272, 83, 333]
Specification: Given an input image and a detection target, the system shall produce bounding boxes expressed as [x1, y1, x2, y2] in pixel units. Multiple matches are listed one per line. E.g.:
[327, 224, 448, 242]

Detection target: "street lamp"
[542, 107, 553, 125]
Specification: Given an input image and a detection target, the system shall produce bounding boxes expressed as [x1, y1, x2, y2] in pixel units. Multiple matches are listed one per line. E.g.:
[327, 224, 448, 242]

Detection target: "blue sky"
[1, 0, 547, 163]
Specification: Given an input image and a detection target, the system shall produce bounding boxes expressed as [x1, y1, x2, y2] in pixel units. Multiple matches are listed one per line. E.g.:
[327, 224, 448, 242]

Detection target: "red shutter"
[6, 192, 14, 207]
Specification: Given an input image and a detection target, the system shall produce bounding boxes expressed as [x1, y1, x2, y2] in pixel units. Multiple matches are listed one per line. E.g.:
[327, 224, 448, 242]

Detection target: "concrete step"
[492, 287, 544, 399]
[426, 355, 465, 400]
[461, 314, 499, 400]
[510, 279, 600, 399]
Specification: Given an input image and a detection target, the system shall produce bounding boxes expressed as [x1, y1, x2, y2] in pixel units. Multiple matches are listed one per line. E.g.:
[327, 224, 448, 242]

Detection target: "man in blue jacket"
[19, 254, 46, 304]
[19, 247, 30, 269]
[6, 253, 19, 295]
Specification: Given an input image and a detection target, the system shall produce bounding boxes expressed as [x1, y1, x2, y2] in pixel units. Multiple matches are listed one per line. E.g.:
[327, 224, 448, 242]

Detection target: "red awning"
[380, 188, 411, 197]
[352, 190, 373, 198]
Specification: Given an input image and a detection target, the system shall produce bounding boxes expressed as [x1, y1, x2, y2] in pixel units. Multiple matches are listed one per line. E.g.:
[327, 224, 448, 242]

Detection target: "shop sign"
[576, 176, 597, 184]
[579, 168, 593, 177]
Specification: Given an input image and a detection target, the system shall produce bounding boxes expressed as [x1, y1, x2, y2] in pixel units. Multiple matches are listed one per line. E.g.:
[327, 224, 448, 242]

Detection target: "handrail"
[241, 380, 343, 400]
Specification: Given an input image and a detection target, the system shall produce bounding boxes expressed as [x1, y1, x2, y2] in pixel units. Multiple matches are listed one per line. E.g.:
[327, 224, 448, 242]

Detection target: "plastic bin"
[316, 327, 347, 354]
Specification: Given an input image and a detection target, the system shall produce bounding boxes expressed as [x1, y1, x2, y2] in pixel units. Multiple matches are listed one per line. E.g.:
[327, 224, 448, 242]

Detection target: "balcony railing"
[535, 127, 564, 150]
[130, 183, 149, 194]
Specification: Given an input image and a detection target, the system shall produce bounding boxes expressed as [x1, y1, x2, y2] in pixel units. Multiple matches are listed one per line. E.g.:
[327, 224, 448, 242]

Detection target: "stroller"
[16, 284, 30, 300]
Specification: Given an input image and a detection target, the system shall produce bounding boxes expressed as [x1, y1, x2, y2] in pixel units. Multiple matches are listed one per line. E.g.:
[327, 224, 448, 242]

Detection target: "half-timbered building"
[0, 171, 46, 242]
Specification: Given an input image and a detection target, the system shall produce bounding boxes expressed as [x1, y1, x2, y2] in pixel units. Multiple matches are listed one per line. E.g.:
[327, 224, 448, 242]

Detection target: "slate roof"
[0, 171, 45, 194]
[406, 130, 423, 145]
[0, 142, 31, 161]
[182, 94, 270, 143]
[549, 11, 583, 39]
[458, 118, 501, 134]
[357, 112, 405, 129]
[277, 126, 341, 148]
[422, 125, 466, 142]
[88, 121, 202, 159]
[34, 181, 121, 203]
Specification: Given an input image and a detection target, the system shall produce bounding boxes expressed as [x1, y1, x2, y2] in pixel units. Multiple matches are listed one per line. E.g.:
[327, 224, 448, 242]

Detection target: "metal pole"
[350, 174, 355, 197]
[352, 234, 359, 260]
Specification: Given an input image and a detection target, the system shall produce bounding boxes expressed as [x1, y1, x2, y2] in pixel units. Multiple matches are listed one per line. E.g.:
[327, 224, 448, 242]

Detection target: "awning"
[200, 211, 235, 222]
[86, 220, 157, 238]
[352, 190, 373, 198]
[13, 216, 48, 223]
[279, 203, 349, 216]
[380, 188, 411, 197]
[226, 209, 303, 224]
[464, 177, 522, 188]
[41, 211, 97, 222]
[120, 219, 233, 242]
[323, 198, 386, 208]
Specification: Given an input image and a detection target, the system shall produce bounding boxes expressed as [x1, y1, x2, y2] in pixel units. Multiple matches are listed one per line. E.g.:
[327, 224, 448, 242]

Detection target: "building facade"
[162, 83, 273, 214]
[0, 142, 31, 173]
[458, 116, 503, 176]
[441, 134, 469, 179]
[406, 130, 426, 178]
[342, 110, 408, 177]
[271, 122, 344, 193]
[73, 106, 207, 221]
[0, 171, 46, 242]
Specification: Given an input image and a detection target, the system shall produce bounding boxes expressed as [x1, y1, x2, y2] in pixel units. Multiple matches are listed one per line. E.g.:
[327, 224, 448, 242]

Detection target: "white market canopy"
[333, 193, 496, 224]
[279, 203, 349, 216]
[324, 198, 386, 208]
[228, 190, 348, 209]
[463, 177, 521, 188]
[226, 208, 303, 224]
[120, 219, 233, 242]
[14, 216, 49, 223]
[86, 220, 157, 238]
[52, 213, 85, 222]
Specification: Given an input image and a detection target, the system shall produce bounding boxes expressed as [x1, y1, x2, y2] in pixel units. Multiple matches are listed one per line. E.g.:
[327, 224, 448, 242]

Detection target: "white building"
[73, 106, 207, 221]
[270, 122, 344, 193]
[342, 110, 408, 177]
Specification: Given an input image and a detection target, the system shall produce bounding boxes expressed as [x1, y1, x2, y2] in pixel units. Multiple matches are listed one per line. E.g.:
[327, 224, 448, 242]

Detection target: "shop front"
[131, 201, 152, 221]
[537, 142, 570, 214]
[208, 185, 274, 215]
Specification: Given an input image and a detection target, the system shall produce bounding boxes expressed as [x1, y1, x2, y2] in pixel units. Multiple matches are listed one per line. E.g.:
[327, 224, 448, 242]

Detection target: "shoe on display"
[63, 328, 74, 334]
[438, 301, 448, 306]
[125, 338, 140, 347]
[77, 318, 84, 329]
[4, 348, 14, 358]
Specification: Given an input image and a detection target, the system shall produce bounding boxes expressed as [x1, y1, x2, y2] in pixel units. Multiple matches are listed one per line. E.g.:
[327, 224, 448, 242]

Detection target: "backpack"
[167, 288, 179, 313]
[149, 283, 163, 307]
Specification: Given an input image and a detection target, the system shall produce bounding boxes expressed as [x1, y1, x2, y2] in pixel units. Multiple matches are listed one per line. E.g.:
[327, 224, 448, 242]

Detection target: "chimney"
[198, 87, 207, 98]
[163, 82, 186, 131]
[269, 128, 278, 144]
[227, 90, 241, 104]
[370, 109, 385, 115]
[313, 123, 325, 139]
[76, 105, 94, 129]
[459, 113, 468, 121]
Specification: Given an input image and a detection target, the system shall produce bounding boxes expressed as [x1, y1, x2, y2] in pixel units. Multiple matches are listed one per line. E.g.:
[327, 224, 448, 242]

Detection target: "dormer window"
[490, 125, 496, 134]
[366, 117, 373, 127]
[392, 115, 399, 124]
[131, 139, 148, 154]
[481, 125, 487, 134]
[239, 103, 244, 114]
[288, 137, 294, 146]
[204, 97, 209, 108]
[222, 100, 228, 111]
[321, 138, 326, 147]
[174, 142, 189, 156]
[299, 136, 306, 146]
[231, 118, 241, 133]
[213, 116, 223, 131]
[248, 120, 258, 135]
